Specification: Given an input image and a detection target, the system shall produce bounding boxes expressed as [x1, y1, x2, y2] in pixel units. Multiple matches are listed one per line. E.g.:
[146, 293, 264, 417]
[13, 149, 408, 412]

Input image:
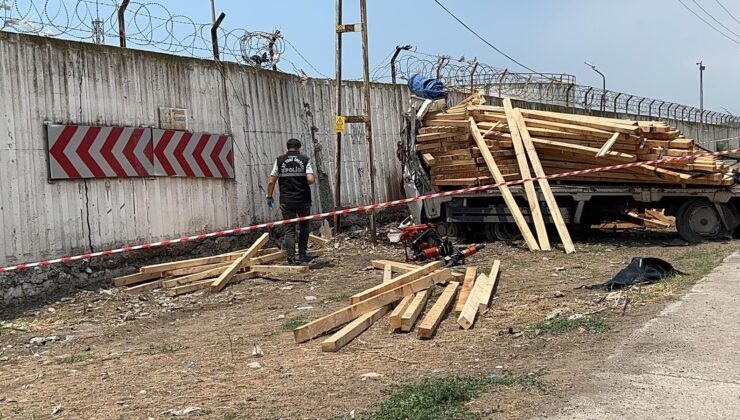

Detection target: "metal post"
[469, 61, 478, 94]
[390, 45, 411, 84]
[637, 98, 645, 116]
[613, 92, 622, 113]
[211, 12, 225, 61]
[648, 99, 656, 118]
[210, 0, 217, 24]
[333, 0, 343, 233]
[697, 61, 705, 142]
[584, 61, 606, 111]
[118, 0, 129, 48]
[360, 0, 377, 245]
[625, 95, 633, 114]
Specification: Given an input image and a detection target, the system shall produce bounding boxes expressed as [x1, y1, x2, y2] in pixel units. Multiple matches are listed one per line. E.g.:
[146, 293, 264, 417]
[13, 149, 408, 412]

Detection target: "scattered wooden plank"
[371, 259, 418, 272]
[166, 279, 214, 296]
[388, 294, 416, 330]
[503, 98, 550, 251]
[309, 234, 330, 246]
[469, 117, 540, 251]
[456, 273, 487, 330]
[250, 265, 309, 274]
[210, 233, 270, 293]
[400, 288, 432, 332]
[121, 279, 162, 294]
[139, 253, 242, 274]
[596, 132, 621, 158]
[163, 262, 231, 278]
[350, 261, 442, 304]
[418, 281, 460, 339]
[249, 251, 287, 265]
[161, 266, 227, 288]
[294, 269, 452, 343]
[477, 261, 501, 312]
[454, 267, 477, 316]
[113, 271, 161, 287]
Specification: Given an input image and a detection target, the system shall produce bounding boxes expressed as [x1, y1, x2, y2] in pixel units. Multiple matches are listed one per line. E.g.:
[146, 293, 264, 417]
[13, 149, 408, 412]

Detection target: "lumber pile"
[592, 208, 675, 231]
[112, 233, 329, 296]
[296, 259, 502, 352]
[419, 93, 733, 190]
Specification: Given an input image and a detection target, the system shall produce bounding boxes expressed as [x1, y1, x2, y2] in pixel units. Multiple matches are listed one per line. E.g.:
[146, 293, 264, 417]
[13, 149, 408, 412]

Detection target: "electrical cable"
[690, 0, 740, 39]
[432, 0, 559, 82]
[676, 0, 740, 44]
[714, 0, 740, 26]
[284, 37, 331, 78]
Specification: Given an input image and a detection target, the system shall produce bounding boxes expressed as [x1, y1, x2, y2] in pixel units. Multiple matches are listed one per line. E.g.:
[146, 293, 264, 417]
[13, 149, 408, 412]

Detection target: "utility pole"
[333, 0, 377, 245]
[697, 61, 705, 143]
[584, 61, 606, 111]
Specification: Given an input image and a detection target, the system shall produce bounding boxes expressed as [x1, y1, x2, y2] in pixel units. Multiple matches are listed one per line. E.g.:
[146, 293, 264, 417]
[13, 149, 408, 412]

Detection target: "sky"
[6, 0, 740, 112]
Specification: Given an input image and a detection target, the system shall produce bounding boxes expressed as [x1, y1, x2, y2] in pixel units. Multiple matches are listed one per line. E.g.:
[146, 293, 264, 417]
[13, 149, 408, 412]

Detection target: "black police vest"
[276, 152, 311, 204]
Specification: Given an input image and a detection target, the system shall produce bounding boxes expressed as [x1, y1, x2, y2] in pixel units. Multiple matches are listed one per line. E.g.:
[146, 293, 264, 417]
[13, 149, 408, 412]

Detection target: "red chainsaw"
[399, 223, 485, 267]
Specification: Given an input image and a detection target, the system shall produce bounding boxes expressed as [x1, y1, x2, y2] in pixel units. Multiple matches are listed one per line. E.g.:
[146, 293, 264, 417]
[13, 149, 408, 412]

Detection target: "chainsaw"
[399, 224, 485, 267]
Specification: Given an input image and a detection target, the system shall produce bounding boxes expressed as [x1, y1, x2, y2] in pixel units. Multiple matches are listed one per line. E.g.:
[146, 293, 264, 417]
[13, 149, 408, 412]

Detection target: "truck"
[398, 97, 740, 244]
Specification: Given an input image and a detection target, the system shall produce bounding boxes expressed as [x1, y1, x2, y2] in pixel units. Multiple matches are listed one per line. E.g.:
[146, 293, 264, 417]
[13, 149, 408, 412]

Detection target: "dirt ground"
[0, 226, 737, 419]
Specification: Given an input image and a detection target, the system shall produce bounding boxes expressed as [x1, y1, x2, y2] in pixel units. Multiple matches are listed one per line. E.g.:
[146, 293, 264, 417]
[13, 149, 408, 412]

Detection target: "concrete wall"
[0, 32, 407, 267]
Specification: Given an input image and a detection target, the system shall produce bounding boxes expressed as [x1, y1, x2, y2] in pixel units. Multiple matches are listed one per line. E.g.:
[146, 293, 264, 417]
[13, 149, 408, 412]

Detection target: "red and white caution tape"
[2, 147, 739, 273]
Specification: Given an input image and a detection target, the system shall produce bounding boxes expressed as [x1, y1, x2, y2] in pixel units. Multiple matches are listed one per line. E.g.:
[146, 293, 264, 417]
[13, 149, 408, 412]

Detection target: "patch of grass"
[160, 342, 182, 354]
[365, 372, 550, 420]
[525, 315, 609, 338]
[281, 316, 309, 331]
[55, 352, 93, 364]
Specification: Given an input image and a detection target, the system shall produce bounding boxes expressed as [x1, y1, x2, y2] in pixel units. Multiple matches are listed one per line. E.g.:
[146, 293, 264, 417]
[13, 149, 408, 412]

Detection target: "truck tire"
[485, 223, 522, 243]
[676, 199, 729, 242]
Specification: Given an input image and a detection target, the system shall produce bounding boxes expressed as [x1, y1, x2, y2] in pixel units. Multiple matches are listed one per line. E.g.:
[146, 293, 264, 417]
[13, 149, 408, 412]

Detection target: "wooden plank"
[321, 264, 396, 352]
[513, 108, 576, 254]
[400, 288, 432, 332]
[454, 266, 477, 316]
[139, 253, 242, 274]
[163, 262, 231, 277]
[210, 233, 270, 293]
[457, 273, 488, 329]
[249, 251, 287, 265]
[417, 281, 460, 339]
[320, 305, 393, 352]
[388, 294, 416, 330]
[113, 271, 161, 287]
[294, 269, 452, 343]
[250, 265, 309, 274]
[478, 260, 501, 312]
[503, 98, 550, 251]
[161, 266, 228, 288]
[309, 234, 330, 246]
[121, 280, 162, 294]
[166, 279, 213, 296]
[595, 132, 621, 158]
[350, 261, 442, 304]
[370, 260, 417, 272]
[469, 117, 540, 251]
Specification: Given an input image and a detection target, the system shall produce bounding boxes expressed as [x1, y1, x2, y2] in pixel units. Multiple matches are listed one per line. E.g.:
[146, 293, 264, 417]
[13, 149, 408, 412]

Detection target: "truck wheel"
[485, 223, 522, 242]
[449, 223, 472, 242]
[676, 199, 729, 242]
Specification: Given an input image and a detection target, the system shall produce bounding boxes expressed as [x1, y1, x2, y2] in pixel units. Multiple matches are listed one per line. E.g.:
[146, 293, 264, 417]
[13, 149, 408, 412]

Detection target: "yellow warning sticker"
[334, 115, 346, 133]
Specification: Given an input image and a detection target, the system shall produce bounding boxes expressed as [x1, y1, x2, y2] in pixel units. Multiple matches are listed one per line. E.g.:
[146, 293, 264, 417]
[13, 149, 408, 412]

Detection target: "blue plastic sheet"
[408, 74, 448, 100]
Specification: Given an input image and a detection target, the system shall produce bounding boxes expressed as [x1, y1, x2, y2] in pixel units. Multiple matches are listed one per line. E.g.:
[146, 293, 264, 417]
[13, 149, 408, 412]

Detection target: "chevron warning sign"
[152, 129, 234, 178]
[47, 124, 154, 179]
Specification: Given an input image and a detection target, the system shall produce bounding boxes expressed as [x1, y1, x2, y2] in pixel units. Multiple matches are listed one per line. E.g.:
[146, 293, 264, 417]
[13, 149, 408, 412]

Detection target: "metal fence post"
[211, 12, 226, 61]
[118, 0, 130, 48]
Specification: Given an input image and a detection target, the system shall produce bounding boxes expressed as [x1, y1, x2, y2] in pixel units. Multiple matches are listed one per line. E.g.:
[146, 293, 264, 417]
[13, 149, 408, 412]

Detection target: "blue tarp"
[408, 74, 448, 100]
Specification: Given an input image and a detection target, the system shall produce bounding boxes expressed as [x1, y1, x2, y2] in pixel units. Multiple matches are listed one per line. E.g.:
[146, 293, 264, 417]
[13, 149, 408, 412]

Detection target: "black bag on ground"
[603, 257, 685, 290]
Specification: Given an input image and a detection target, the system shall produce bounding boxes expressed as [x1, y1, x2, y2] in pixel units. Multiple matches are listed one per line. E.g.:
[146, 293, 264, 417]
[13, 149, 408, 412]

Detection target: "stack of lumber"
[113, 233, 329, 296]
[295, 259, 501, 352]
[592, 208, 675, 230]
[419, 93, 733, 190]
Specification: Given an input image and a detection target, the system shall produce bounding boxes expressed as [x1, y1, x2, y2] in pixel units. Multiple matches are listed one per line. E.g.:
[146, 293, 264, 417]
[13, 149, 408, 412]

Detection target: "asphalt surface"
[546, 252, 740, 419]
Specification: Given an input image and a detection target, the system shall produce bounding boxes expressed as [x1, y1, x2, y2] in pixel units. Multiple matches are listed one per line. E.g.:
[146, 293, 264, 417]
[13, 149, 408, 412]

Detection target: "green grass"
[363, 371, 550, 420]
[325, 294, 351, 303]
[160, 342, 181, 354]
[55, 352, 93, 364]
[525, 315, 609, 338]
[281, 316, 309, 331]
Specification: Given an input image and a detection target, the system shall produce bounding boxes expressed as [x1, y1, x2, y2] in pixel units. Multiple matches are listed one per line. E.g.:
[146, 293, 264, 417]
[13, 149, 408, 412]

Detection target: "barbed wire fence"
[386, 49, 740, 128]
[0, 0, 323, 73]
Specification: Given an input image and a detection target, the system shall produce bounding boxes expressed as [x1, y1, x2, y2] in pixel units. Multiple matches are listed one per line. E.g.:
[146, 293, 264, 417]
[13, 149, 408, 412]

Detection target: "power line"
[714, 0, 740, 27]
[283, 38, 331, 78]
[432, 0, 558, 82]
[676, 0, 740, 44]
[691, 0, 740, 39]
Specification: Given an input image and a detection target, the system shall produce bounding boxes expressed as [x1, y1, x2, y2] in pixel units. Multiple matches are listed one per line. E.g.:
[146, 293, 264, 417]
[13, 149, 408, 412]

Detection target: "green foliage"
[525, 315, 609, 338]
[281, 316, 309, 331]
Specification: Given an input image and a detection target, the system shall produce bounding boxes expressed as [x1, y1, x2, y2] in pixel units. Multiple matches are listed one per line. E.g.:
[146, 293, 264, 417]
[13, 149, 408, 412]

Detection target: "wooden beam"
[309, 234, 330, 246]
[513, 108, 576, 254]
[417, 281, 459, 339]
[370, 260, 418, 272]
[503, 98, 550, 251]
[250, 265, 309, 274]
[389, 294, 416, 330]
[456, 273, 487, 330]
[161, 266, 227, 288]
[454, 267, 477, 316]
[121, 280, 162, 294]
[477, 260, 501, 312]
[139, 253, 242, 274]
[596, 132, 621, 158]
[294, 269, 452, 343]
[321, 264, 396, 352]
[350, 261, 442, 304]
[163, 262, 231, 277]
[210, 233, 269, 293]
[166, 279, 213, 296]
[400, 288, 432, 332]
[113, 271, 161, 287]
[469, 117, 540, 251]
[249, 251, 287, 265]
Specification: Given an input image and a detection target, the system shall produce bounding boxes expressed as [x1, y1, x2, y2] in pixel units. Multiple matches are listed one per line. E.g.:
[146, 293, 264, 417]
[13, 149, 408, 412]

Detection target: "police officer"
[266, 138, 315, 264]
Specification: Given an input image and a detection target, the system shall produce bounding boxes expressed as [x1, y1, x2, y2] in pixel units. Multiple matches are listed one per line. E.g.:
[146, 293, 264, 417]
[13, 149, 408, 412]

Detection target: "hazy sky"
[7, 0, 740, 112]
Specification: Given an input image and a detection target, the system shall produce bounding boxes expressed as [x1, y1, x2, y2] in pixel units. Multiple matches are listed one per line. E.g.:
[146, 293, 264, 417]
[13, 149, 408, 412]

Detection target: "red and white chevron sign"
[153, 129, 235, 178]
[47, 124, 154, 179]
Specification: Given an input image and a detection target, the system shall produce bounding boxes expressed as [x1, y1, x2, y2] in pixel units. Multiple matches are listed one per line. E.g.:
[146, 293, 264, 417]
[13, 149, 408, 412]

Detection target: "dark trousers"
[281, 203, 311, 260]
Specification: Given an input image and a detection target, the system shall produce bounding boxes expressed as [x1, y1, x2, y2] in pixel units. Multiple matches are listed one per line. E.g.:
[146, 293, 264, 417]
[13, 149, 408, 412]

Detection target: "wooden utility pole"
[333, 0, 377, 245]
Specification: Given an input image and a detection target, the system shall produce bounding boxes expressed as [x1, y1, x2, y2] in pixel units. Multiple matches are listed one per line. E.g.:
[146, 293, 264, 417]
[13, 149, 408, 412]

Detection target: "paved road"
[547, 252, 740, 419]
